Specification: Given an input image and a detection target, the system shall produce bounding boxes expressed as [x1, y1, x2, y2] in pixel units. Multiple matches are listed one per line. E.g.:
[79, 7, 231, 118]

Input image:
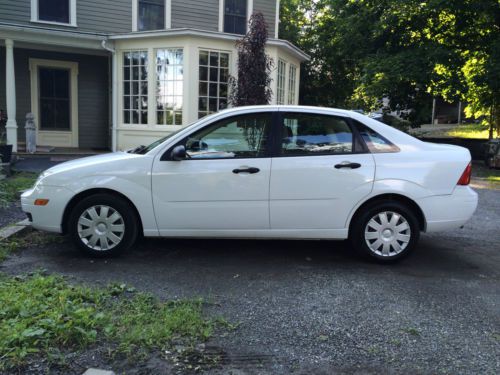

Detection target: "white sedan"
[21, 106, 478, 262]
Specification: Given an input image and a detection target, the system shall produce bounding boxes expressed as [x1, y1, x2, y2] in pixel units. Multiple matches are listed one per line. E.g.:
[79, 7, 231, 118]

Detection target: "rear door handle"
[233, 167, 260, 174]
[334, 162, 361, 169]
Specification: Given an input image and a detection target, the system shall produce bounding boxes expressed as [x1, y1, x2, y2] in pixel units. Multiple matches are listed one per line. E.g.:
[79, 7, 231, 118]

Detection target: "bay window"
[123, 51, 148, 125]
[276, 59, 286, 105]
[156, 49, 184, 126]
[198, 50, 230, 119]
[287, 65, 297, 105]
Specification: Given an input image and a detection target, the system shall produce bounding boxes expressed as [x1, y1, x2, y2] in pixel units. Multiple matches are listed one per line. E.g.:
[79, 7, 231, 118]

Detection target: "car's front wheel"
[349, 201, 420, 262]
[68, 193, 138, 257]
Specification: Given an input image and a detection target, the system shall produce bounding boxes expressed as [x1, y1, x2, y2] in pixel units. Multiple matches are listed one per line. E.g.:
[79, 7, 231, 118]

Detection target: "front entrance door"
[30, 59, 79, 147]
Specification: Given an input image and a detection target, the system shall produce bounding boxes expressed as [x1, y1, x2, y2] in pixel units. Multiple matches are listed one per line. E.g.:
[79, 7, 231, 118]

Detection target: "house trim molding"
[29, 58, 79, 147]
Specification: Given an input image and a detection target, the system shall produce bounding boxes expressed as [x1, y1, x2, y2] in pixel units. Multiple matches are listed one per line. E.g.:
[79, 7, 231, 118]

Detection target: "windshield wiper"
[128, 145, 147, 154]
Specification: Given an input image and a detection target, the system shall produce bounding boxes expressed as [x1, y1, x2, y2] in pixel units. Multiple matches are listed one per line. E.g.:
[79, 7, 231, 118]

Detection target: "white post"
[431, 97, 436, 125]
[111, 52, 118, 152]
[457, 101, 462, 124]
[5, 39, 17, 152]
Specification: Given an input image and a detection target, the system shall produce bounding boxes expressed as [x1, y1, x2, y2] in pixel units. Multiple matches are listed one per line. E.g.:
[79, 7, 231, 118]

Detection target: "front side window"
[198, 50, 229, 119]
[224, 0, 247, 34]
[38, 0, 70, 24]
[39, 67, 70, 130]
[156, 49, 183, 126]
[281, 113, 354, 155]
[123, 51, 148, 125]
[183, 113, 271, 159]
[138, 0, 165, 31]
[276, 60, 286, 105]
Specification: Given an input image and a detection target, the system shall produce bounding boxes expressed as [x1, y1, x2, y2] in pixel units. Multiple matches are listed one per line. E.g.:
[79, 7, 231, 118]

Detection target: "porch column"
[4, 39, 17, 152]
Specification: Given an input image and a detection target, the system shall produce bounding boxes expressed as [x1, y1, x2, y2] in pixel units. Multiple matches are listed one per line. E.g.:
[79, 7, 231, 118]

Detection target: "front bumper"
[21, 185, 74, 233]
[417, 186, 478, 232]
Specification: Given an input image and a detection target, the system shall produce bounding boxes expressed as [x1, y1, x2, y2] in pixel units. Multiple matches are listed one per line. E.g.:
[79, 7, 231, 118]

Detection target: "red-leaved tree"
[229, 12, 273, 106]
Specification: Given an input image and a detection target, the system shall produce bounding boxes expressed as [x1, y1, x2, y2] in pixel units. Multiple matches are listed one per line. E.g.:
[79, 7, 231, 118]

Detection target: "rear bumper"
[21, 185, 74, 233]
[417, 186, 478, 232]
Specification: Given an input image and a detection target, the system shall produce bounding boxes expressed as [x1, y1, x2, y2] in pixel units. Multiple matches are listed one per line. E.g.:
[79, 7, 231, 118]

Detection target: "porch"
[0, 25, 113, 155]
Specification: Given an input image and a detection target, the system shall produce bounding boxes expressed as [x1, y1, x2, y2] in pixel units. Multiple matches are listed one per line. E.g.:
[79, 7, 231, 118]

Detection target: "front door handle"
[334, 162, 361, 169]
[233, 167, 260, 174]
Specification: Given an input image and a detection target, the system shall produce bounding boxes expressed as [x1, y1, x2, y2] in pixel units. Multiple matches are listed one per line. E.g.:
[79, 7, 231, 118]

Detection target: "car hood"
[41, 152, 142, 178]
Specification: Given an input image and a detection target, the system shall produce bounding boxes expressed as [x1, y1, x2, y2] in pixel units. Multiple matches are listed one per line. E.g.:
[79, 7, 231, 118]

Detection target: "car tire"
[349, 201, 420, 263]
[68, 193, 139, 257]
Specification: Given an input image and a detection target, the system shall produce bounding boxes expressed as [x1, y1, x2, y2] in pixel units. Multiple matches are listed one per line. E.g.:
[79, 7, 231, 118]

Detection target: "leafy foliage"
[0, 273, 217, 370]
[0, 172, 37, 208]
[229, 12, 273, 106]
[280, 0, 500, 133]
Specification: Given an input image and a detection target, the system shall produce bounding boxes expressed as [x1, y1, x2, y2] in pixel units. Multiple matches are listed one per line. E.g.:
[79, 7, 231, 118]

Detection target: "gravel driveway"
[2, 184, 499, 375]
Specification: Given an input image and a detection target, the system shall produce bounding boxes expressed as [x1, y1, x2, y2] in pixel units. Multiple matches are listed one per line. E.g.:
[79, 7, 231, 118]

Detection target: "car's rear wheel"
[68, 193, 138, 257]
[349, 201, 420, 262]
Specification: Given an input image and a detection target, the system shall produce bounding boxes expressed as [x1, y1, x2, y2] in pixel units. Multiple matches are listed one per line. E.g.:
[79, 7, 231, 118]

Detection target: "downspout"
[101, 39, 117, 152]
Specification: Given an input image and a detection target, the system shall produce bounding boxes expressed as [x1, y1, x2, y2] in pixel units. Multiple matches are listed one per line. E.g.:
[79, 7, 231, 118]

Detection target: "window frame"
[132, 0, 169, 31]
[162, 111, 279, 161]
[275, 112, 369, 157]
[276, 59, 287, 105]
[122, 50, 149, 126]
[198, 49, 231, 119]
[223, 0, 248, 35]
[155, 48, 184, 126]
[31, 0, 77, 27]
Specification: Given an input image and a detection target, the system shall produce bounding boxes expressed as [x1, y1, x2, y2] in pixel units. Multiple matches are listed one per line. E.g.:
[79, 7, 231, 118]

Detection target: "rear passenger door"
[270, 111, 375, 231]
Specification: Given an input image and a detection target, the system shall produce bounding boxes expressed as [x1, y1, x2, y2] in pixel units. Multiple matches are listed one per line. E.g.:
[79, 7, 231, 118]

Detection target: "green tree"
[280, 0, 500, 133]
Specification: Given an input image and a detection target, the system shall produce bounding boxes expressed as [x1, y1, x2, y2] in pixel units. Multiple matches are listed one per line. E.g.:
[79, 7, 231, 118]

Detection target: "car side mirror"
[171, 145, 187, 161]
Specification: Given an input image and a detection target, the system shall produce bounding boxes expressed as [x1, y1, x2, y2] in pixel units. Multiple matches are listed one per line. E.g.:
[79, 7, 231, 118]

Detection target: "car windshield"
[130, 127, 186, 155]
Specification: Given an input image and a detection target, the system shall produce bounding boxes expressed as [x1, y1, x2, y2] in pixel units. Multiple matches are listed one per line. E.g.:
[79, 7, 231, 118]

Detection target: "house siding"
[0, 0, 131, 34]
[171, 0, 219, 31]
[253, 0, 276, 37]
[0, 47, 109, 149]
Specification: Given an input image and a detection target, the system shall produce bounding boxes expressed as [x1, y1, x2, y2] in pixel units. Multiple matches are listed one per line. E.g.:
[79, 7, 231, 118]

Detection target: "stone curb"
[82, 369, 115, 375]
[0, 219, 31, 241]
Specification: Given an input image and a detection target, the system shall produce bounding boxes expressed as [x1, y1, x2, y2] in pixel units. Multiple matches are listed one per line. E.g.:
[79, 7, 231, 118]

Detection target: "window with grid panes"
[198, 50, 229, 119]
[276, 59, 286, 105]
[156, 49, 183, 126]
[287, 65, 297, 104]
[123, 51, 148, 125]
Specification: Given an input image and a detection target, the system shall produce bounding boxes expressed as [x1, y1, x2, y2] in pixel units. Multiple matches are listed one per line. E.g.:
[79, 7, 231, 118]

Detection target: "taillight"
[457, 163, 472, 185]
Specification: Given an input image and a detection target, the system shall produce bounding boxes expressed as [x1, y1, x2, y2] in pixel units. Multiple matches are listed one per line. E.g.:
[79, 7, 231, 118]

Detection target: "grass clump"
[0, 231, 63, 262]
[0, 273, 216, 371]
[445, 123, 490, 139]
[0, 172, 38, 207]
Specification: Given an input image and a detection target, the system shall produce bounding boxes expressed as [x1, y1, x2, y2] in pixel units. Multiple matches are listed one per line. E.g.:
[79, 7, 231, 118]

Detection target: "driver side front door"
[151, 112, 274, 234]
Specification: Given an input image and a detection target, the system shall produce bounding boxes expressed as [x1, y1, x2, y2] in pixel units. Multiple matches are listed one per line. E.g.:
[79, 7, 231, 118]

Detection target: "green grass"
[0, 273, 217, 371]
[445, 123, 491, 139]
[0, 172, 38, 207]
[0, 231, 63, 262]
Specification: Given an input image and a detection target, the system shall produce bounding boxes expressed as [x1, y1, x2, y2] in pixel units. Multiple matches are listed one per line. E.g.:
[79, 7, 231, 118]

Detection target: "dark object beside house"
[483, 139, 500, 168]
[0, 108, 12, 163]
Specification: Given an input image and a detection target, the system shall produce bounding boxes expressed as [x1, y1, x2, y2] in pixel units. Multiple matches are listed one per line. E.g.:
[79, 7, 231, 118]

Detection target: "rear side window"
[354, 121, 400, 153]
[281, 113, 354, 155]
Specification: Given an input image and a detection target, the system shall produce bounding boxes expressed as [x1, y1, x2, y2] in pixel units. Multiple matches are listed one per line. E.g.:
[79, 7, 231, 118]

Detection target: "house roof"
[109, 28, 310, 62]
[0, 22, 309, 62]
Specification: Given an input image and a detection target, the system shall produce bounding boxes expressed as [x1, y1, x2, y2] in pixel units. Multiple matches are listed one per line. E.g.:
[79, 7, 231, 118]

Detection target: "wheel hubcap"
[77, 205, 125, 251]
[364, 211, 411, 257]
